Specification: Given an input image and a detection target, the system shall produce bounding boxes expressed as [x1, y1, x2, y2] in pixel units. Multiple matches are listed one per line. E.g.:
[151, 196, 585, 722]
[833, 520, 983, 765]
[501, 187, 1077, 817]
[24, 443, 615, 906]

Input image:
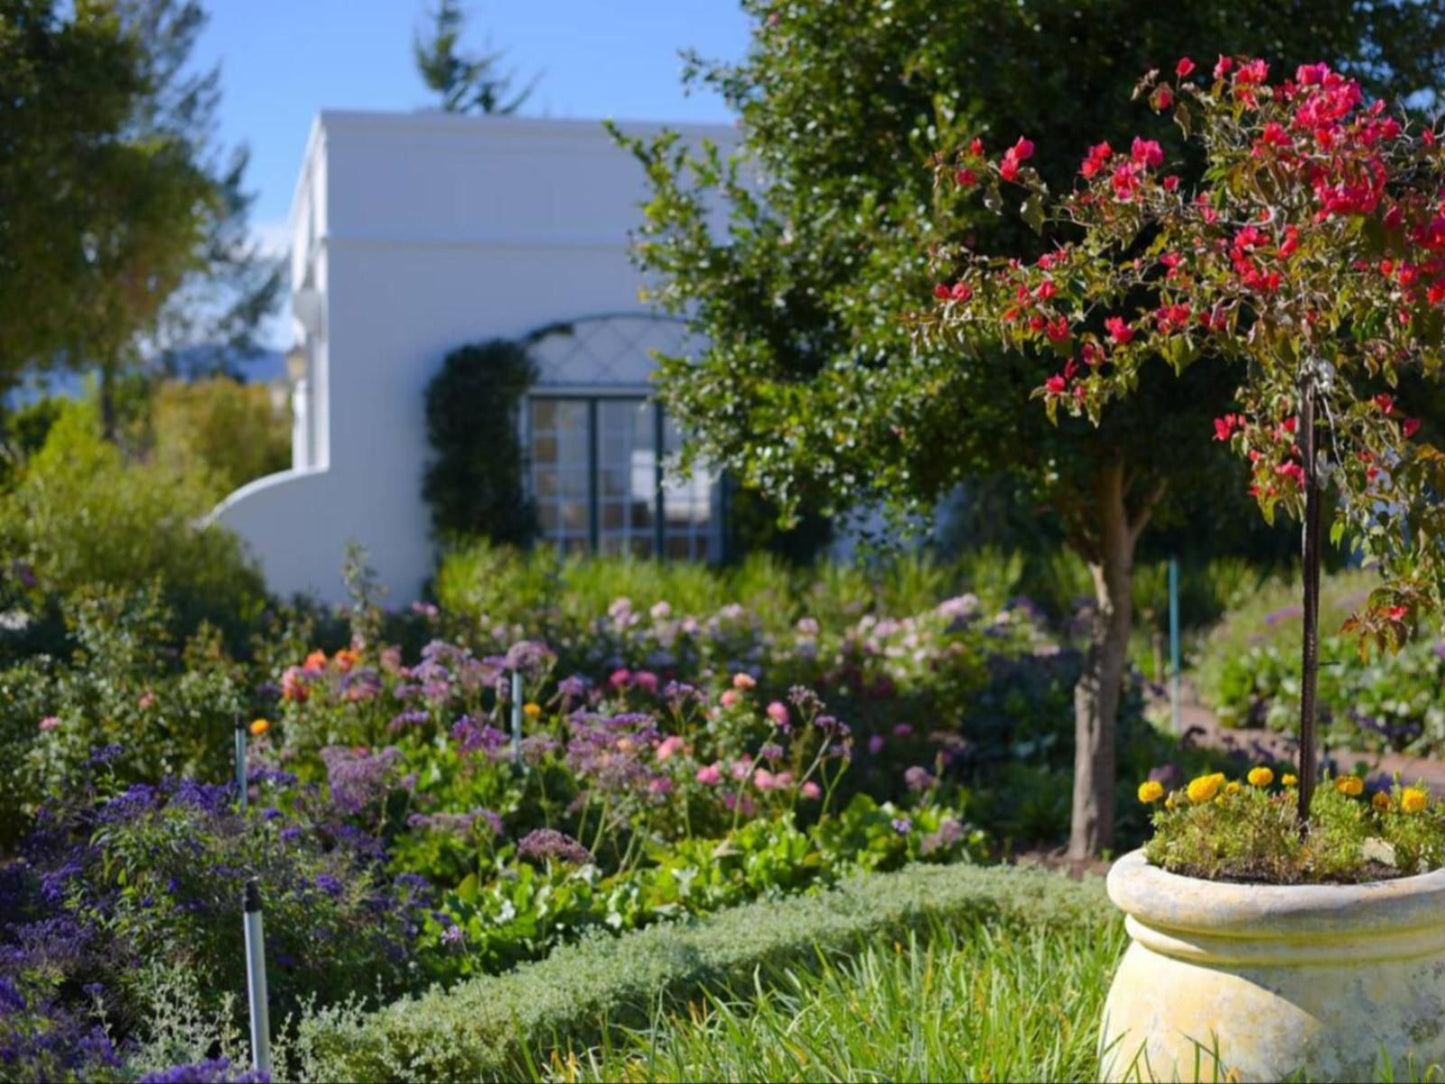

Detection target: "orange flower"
[333, 648, 361, 672]
[249, 718, 271, 737]
[1372, 790, 1392, 812]
[1335, 775, 1365, 797]
[303, 650, 328, 672]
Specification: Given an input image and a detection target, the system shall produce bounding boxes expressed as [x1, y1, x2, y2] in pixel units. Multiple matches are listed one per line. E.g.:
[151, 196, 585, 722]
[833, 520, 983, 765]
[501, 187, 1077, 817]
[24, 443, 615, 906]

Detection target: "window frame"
[523, 387, 723, 561]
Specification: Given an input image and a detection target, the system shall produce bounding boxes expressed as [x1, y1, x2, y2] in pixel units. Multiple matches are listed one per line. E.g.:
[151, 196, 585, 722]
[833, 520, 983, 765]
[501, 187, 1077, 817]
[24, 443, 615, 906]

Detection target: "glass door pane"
[597, 398, 656, 558]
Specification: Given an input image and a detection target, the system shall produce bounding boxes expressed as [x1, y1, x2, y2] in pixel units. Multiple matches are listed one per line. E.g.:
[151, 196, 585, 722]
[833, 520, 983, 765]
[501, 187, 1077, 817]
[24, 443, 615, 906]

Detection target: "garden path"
[1166, 686, 1445, 793]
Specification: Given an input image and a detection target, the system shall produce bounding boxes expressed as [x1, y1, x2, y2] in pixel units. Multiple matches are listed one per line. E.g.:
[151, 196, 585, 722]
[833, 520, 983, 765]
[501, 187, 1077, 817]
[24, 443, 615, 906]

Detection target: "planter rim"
[1108, 848, 1445, 942]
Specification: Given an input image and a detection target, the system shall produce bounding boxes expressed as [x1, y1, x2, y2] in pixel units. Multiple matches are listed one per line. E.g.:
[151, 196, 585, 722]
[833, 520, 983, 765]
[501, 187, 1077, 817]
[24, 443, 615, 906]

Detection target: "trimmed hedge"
[295, 863, 1113, 1082]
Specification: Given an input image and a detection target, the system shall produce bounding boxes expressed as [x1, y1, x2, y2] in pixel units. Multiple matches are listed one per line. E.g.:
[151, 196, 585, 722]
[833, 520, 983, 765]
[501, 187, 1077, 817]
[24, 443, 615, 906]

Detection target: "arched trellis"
[515, 312, 727, 562]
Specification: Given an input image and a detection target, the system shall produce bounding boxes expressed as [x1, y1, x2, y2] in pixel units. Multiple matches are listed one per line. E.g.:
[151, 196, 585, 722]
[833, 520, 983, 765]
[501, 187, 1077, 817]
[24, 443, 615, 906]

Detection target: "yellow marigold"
[1402, 787, 1429, 814]
[1225, 780, 1243, 795]
[248, 718, 270, 736]
[1164, 795, 1178, 811]
[1372, 790, 1393, 813]
[1336, 775, 1365, 797]
[1282, 773, 1298, 787]
[1187, 772, 1226, 804]
[523, 702, 543, 719]
[1247, 766, 1274, 787]
[1137, 780, 1165, 804]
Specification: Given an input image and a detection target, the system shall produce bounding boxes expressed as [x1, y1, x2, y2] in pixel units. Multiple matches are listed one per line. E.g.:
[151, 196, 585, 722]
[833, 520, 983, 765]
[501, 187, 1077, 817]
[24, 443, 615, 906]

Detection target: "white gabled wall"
[214, 110, 737, 606]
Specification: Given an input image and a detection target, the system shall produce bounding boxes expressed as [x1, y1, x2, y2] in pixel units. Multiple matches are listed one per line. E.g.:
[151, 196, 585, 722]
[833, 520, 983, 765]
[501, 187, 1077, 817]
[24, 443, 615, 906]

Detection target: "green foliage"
[422, 340, 538, 546]
[544, 917, 1127, 1084]
[412, 0, 537, 114]
[148, 376, 290, 498]
[0, 400, 267, 635]
[292, 862, 1112, 1082]
[0, 0, 280, 422]
[1142, 772, 1445, 882]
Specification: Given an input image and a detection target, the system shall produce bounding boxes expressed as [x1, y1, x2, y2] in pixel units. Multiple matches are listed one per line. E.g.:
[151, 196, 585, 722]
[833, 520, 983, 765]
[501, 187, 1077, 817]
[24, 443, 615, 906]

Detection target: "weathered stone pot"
[1101, 849, 1445, 1082]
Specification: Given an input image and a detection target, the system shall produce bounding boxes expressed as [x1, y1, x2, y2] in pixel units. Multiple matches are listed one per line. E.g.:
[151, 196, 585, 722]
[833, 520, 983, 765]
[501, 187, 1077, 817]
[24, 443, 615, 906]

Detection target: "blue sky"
[194, 0, 751, 266]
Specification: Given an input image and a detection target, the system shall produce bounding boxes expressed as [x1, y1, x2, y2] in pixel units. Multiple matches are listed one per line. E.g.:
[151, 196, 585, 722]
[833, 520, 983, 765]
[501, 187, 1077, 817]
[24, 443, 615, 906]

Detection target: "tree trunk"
[1068, 459, 1138, 861]
[99, 359, 118, 443]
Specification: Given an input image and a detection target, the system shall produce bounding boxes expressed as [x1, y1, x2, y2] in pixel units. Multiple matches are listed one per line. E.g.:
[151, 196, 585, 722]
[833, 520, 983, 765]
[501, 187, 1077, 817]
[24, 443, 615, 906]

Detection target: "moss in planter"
[1139, 771, 1445, 883]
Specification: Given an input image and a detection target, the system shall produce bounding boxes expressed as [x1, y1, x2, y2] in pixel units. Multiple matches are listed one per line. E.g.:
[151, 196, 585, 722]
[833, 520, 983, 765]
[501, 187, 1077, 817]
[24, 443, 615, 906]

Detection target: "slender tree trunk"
[1068, 459, 1138, 861]
[99, 358, 118, 443]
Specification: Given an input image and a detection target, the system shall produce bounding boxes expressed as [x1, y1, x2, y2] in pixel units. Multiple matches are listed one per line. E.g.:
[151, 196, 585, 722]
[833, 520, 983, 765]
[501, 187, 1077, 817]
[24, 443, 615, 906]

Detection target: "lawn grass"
[533, 915, 1128, 1083]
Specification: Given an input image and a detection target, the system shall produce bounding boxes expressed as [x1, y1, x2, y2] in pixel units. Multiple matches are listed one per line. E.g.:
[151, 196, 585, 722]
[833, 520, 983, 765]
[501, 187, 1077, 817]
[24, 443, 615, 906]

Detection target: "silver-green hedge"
[294, 862, 1113, 1082]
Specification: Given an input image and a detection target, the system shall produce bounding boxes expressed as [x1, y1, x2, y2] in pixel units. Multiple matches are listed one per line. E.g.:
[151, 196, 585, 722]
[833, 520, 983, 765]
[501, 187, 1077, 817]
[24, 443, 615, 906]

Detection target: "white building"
[213, 110, 737, 605]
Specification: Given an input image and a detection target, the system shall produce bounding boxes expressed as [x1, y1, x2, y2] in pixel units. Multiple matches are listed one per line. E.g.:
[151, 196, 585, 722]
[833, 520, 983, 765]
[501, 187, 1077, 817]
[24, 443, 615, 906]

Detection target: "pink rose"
[633, 670, 660, 694]
[753, 767, 777, 791]
[696, 763, 722, 785]
[766, 701, 791, 727]
[731, 672, 757, 690]
[38, 716, 60, 732]
[800, 781, 822, 801]
[656, 735, 686, 762]
[720, 689, 740, 708]
[137, 691, 156, 710]
[609, 668, 633, 689]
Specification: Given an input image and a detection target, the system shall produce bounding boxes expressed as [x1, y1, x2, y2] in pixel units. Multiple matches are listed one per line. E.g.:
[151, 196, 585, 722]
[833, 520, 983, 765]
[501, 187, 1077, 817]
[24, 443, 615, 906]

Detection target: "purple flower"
[451, 716, 507, 756]
[139, 1057, 269, 1084]
[320, 746, 402, 815]
[891, 817, 912, 834]
[504, 640, 556, 677]
[868, 734, 886, 756]
[517, 828, 593, 866]
[903, 766, 935, 791]
[315, 873, 344, 898]
[557, 674, 590, 700]
[921, 818, 967, 856]
[388, 709, 430, 732]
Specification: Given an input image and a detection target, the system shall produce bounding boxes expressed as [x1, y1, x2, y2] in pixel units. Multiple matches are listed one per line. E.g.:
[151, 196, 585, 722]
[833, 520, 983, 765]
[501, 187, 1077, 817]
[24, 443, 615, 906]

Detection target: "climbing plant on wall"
[422, 339, 538, 548]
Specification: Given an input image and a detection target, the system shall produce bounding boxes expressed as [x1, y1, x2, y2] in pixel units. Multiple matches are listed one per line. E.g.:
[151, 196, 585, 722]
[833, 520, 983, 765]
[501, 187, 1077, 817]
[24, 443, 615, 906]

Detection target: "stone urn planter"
[1100, 849, 1445, 1082]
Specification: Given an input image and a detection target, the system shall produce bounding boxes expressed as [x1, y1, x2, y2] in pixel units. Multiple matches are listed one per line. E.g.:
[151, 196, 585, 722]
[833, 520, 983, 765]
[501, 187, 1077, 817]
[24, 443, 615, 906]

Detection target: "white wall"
[214, 110, 737, 606]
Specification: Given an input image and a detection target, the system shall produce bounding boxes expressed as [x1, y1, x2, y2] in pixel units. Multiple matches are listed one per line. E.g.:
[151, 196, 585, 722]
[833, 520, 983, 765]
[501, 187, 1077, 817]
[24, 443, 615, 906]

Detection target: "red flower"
[955, 168, 978, 187]
[1274, 461, 1306, 488]
[1009, 137, 1035, 162]
[1036, 280, 1057, 300]
[1214, 55, 1234, 79]
[1153, 86, 1173, 110]
[1046, 316, 1071, 342]
[951, 282, 973, 301]
[1176, 57, 1196, 78]
[1388, 606, 1409, 621]
[1028, 314, 1046, 332]
[1404, 417, 1423, 439]
[970, 137, 984, 156]
[999, 158, 1020, 183]
[1104, 316, 1135, 345]
[1080, 141, 1112, 178]
[1213, 413, 1245, 441]
[1045, 374, 1068, 395]
[1130, 137, 1164, 168]
[1375, 393, 1396, 414]
[1429, 280, 1445, 305]
[934, 283, 950, 300]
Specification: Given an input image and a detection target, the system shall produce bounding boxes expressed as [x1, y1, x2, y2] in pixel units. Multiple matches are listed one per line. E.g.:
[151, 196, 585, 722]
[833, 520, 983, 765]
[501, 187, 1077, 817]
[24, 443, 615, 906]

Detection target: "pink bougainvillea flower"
[951, 282, 973, 301]
[955, 168, 978, 187]
[1404, 417, 1423, 439]
[1131, 137, 1164, 168]
[1105, 316, 1135, 345]
[38, 716, 60, 732]
[1388, 606, 1410, 621]
[1214, 55, 1234, 79]
[1176, 57, 1196, 78]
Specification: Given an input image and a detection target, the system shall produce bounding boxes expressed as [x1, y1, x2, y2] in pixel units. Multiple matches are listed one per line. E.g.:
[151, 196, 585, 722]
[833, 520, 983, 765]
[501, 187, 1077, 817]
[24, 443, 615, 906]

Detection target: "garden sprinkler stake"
[243, 879, 272, 1076]
[234, 716, 248, 812]
[511, 670, 524, 769]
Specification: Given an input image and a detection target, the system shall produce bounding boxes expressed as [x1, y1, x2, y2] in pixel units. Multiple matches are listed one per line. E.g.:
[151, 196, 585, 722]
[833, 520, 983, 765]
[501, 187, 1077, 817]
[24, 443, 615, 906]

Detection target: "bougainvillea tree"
[921, 57, 1445, 821]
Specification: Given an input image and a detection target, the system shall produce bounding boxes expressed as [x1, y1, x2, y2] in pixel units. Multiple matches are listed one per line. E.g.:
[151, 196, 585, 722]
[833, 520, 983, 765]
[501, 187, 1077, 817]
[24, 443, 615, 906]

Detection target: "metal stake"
[511, 670, 524, 769]
[1298, 378, 1323, 822]
[243, 879, 272, 1076]
[234, 716, 248, 813]
[1168, 557, 1181, 734]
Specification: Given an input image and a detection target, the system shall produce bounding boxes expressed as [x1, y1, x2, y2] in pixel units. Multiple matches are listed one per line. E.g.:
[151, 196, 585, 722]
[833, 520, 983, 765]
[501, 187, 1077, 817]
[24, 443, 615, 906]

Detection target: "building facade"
[213, 110, 736, 605]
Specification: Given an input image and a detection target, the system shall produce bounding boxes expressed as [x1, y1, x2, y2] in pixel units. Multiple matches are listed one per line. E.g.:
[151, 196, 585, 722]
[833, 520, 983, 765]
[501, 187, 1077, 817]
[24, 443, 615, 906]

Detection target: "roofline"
[315, 108, 737, 141]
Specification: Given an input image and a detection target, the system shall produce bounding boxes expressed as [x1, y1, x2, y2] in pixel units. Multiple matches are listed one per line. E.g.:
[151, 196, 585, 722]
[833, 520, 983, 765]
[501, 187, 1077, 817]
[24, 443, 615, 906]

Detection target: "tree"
[0, 0, 143, 403]
[926, 58, 1445, 821]
[611, 0, 1445, 857]
[413, 0, 537, 116]
[0, 0, 282, 440]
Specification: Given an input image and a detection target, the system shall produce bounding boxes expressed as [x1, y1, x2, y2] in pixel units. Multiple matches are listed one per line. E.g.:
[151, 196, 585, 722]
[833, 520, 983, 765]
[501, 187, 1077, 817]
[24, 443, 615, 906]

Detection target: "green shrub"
[0, 399, 267, 637]
[293, 862, 1111, 1082]
[422, 340, 537, 546]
